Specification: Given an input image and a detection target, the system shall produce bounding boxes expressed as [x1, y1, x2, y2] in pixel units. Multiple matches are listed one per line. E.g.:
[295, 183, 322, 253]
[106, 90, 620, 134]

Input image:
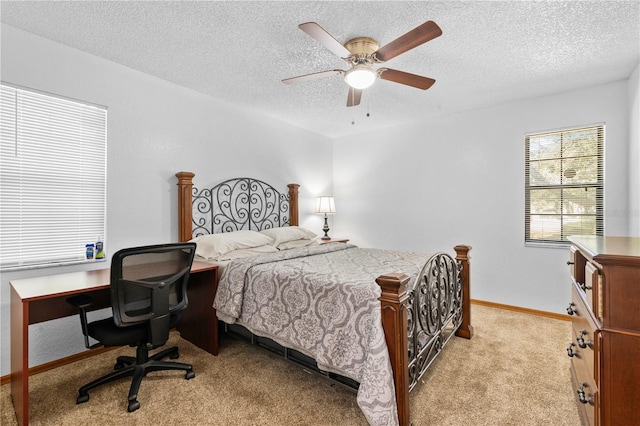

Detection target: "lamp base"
[321, 214, 330, 240]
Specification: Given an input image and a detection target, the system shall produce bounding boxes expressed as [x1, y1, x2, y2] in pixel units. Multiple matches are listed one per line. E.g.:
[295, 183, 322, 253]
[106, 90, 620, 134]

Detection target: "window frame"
[0, 83, 107, 271]
[524, 123, 604, 247]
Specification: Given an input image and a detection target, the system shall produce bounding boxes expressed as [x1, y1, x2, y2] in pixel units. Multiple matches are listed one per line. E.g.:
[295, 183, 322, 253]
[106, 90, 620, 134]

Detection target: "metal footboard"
[407, 252, 463, 391]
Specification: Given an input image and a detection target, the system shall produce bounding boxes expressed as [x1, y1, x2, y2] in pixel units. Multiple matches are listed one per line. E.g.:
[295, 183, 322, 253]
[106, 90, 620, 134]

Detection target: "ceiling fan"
[282, 21, 442, 107]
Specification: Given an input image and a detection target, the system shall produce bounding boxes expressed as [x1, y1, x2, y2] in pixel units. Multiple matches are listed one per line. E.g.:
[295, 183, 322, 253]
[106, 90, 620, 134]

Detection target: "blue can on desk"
[86, 243, 95, 260]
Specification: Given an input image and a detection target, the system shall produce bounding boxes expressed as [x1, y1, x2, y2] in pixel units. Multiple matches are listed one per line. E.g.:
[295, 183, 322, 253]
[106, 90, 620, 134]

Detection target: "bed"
[175, 171, 473, 426]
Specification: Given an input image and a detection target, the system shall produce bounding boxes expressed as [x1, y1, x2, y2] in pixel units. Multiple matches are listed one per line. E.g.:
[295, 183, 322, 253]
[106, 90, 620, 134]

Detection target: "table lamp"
[316, 196, 336, 240]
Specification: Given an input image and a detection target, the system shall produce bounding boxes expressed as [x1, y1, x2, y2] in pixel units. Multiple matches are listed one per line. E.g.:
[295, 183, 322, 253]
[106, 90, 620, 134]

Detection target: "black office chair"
[67, 242, 197, 412]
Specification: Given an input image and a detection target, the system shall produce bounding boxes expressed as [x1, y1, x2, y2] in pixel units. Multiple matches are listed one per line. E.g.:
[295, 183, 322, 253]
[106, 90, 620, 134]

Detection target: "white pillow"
[277, 239, 319, 250]
[259, 226, 317, 247]
[190, 230, 274, 260]
[215, 244, 279, 261]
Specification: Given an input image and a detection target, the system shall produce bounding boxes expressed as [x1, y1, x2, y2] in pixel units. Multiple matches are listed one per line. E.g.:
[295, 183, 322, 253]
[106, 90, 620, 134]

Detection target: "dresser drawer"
[569, 283, 599, 426]
[568, 283, 598, 379]
[569, 246, 583, 282]
[568, 326, 596, 379]
[583, 261, 602, 322]
[570, 358, 597, 426]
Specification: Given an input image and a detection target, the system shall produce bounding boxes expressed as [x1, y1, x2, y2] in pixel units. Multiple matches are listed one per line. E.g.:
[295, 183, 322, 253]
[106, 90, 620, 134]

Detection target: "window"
[525, 124, 604, 245]
[0, 84, 107, 270]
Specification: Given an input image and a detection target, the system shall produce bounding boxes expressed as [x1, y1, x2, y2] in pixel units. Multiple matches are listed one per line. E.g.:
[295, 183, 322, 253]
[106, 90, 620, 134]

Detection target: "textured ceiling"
[2, 1, 639, 139]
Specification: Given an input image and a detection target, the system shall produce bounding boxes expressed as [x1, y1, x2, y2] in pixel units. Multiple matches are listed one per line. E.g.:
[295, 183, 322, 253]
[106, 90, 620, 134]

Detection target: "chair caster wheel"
[128, 400, 140, 412]
[185, 371, 195, 380]
[77, 394, 89, 404]
[170, 352, 179, 359]
[114, 362, 125, 370]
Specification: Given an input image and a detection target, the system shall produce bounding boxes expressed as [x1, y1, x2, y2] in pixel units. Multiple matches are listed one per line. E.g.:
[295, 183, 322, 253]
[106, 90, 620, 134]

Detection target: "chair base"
[77, 345, 195, 412]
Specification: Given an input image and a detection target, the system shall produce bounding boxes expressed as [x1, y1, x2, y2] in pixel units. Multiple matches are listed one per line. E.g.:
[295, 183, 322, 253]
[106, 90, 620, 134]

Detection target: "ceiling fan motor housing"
[344, 37, 380, 66]
[344, 37, 380, 55]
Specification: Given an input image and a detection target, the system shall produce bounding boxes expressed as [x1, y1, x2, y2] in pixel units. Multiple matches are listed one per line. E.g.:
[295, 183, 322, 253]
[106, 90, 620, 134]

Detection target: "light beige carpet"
[1, 305, 581, 425]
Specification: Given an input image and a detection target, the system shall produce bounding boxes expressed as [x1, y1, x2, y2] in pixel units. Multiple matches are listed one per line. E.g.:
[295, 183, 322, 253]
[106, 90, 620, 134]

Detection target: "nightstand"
[319, 238, 349, 244]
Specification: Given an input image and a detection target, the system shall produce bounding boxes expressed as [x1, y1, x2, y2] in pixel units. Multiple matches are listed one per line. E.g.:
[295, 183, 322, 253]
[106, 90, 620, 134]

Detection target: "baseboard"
[0, 346, 116, 386]
[471, 298, 572, 321]
[0, 301, 570, 386]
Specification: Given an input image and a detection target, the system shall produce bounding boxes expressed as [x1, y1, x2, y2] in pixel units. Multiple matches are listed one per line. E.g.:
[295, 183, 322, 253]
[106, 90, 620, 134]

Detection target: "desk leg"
[11, 287, 29, 426]
[178, 269, 219, 355]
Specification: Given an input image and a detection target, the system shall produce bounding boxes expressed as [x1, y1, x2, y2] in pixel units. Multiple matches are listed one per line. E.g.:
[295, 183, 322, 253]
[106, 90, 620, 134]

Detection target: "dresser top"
[568, 236, 640, 265]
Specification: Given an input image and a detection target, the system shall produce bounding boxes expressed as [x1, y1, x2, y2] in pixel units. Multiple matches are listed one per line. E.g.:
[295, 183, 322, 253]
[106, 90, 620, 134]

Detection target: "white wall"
[1, 24, 636, 378]
[333, 80, 631, 314]
[0, 26, 333, 376]
[628, 62, 640, 236]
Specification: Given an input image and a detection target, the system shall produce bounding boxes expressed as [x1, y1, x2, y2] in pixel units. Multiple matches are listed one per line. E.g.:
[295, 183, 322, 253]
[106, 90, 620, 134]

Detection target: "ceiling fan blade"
[282, 69, 343, 85]
[374, 21, 442, 62]
[299, 22, 352, 59]
[346, 87, 362, 107]
[378, 68, 436, 90]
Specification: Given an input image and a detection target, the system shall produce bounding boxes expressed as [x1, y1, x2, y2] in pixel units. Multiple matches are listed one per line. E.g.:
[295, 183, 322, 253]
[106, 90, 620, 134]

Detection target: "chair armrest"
[66, 294, 101, 349]
[67, 294, 94, 310]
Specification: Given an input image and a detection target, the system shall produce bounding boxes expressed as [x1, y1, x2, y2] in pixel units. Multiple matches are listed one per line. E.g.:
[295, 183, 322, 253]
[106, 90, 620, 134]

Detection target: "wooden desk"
[10, 261, 218, 426]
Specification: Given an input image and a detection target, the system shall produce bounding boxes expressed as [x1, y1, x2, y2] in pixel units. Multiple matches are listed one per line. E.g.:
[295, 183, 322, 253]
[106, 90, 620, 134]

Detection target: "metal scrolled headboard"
[194, 177, 289, 235]
[175, 172, 299, 241]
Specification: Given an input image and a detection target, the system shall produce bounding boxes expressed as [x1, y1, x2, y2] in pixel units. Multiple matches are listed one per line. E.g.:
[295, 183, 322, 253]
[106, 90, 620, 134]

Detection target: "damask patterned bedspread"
[214, 243, 430, 426]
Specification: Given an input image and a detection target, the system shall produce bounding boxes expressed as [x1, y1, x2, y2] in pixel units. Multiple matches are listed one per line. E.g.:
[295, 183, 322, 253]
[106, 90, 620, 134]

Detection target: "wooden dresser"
[566, 236, 640, 426]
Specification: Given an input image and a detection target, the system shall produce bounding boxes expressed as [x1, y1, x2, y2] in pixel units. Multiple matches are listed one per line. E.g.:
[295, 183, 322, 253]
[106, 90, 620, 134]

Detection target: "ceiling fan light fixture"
[344, 66, 376, 90]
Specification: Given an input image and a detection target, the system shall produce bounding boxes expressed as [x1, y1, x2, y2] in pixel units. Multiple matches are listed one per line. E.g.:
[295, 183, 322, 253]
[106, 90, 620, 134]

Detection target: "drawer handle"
[566, 342, 577, 357]
[577, 382, 594, 404]
[579, 282, 592, 292]
[566, 302, 576, 315]
[576, 330, 592, 349]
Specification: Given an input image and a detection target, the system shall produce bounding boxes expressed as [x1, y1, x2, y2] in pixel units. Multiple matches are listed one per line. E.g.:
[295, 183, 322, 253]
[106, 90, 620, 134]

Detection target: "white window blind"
[0, 84, 106, 270]
[525, 124, 604, 245]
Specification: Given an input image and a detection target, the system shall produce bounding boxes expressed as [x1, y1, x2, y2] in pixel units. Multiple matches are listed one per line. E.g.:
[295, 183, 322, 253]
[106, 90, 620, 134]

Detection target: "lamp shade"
[316, 196, 336, 214]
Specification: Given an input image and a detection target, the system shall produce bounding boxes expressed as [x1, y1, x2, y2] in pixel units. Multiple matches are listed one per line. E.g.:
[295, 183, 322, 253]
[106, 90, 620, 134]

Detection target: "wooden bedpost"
[287, 184, 299, 226]
[376, 272, 411, 426]
[454, 245, 474, 339]
[176, 171, 195, 242]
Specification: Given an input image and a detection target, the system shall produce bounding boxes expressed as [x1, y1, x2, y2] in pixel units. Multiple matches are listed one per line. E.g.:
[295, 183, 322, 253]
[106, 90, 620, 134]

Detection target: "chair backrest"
[110, 242, 196, 347]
